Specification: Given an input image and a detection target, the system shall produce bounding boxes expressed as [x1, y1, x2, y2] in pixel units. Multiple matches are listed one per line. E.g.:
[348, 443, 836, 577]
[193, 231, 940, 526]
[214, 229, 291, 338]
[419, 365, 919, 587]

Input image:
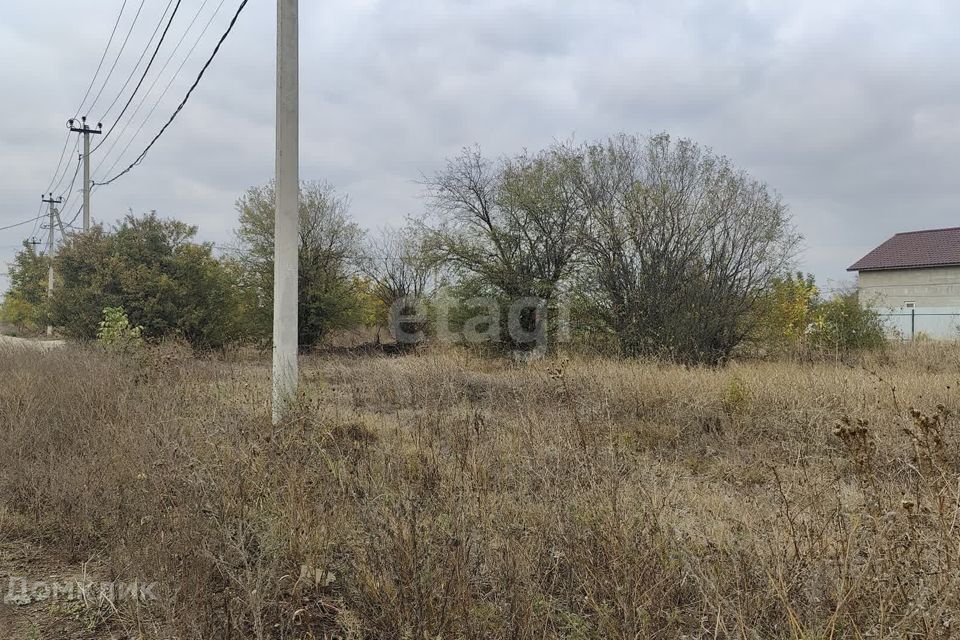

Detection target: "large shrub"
[751, 272, 820, 355]
[232, 181, 367, 348]
[752, 276, 886, 358]
[576, 134, 800, 364]
[421, 146, 585, 351]
[420, 134, 800, 361]
[51, 213, 242, 349]
[1, 240, 49, 333]
[809, 291, 887, 353]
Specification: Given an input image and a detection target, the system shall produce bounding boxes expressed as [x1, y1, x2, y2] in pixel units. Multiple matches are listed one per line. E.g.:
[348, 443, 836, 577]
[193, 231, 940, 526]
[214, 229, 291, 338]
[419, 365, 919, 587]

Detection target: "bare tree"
[361, 224, 433, 342]
[422, 146, 586, 348]
[577, 134, 800, 363]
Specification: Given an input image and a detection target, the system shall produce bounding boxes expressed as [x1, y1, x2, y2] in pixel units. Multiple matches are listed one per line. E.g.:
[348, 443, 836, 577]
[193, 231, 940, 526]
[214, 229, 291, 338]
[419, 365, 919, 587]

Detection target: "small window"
[905, 302, 916, 309]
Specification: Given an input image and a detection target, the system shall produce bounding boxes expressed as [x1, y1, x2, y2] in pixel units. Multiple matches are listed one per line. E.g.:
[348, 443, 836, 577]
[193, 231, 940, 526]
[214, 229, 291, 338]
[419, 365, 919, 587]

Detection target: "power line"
[86, 0, 148, 116]
[0, 214, 46, 233]
[95, 0, 183, 147]
[27, 201, 44, 239]
[56, 154, 84, 217]
[96, 0, 229, 181]
[63, 203, 84, 229]
[94, 0, 220, 179]
[97, 0, 250, 187]
[38, 1, 138, 220]
[93, 0, 165, 121]
[42, 134, 75, 196]
[49, 137, 80, 196]
[74, 0, 130, 118]
[58, 153, 83, 201]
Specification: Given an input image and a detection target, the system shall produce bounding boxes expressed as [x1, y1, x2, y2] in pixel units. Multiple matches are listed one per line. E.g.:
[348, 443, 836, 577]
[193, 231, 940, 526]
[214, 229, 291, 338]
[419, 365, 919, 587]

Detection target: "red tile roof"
[848, 227, 960, 272]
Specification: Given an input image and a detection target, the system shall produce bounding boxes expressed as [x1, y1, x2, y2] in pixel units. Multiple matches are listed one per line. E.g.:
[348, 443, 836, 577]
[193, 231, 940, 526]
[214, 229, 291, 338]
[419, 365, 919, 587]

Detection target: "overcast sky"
[2, 0, 959, 293]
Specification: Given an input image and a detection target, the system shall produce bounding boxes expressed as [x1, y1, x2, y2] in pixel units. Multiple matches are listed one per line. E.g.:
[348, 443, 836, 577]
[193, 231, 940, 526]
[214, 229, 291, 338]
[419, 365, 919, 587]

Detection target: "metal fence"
[878, 307, 960, 340]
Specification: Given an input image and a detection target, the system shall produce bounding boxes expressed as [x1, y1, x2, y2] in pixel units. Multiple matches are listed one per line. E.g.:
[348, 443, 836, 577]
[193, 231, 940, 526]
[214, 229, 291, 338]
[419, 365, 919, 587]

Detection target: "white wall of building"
[857, 267, 960, 339]
[858, 266, 960, 308]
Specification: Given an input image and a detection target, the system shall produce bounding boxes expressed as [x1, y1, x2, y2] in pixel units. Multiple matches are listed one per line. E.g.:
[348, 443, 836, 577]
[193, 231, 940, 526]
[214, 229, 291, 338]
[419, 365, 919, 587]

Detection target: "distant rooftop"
[848, 227, 960, 272]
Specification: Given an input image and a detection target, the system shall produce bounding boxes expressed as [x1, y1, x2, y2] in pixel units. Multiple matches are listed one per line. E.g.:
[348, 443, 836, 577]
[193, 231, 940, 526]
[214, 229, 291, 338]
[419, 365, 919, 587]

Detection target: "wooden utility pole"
[67, 117, 102, 232]
[273, 0, 299, 423]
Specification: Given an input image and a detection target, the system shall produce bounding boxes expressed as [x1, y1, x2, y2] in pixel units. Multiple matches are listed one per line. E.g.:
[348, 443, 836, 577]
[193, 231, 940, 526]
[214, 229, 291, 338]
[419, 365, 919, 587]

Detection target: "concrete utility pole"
[67, 117, 103, 232]
[41, 194, 62, 337]
[273, 0, 299, 424]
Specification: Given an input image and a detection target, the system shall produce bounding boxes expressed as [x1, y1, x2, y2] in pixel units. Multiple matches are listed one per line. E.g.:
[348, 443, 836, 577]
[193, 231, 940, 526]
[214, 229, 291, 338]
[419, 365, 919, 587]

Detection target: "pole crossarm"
[67, 116, 104, 137]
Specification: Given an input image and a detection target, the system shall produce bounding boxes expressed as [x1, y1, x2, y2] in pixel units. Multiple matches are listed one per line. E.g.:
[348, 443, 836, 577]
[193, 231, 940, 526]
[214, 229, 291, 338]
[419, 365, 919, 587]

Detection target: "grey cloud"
[4, 0, 960, 292]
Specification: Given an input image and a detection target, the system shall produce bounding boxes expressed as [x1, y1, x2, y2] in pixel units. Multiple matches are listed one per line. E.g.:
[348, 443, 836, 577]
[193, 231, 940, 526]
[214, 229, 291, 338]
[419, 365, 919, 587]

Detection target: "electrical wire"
[0, 214, 47, 233]
[86, 0, 148, 116]
[74, 0, 130, 118]
[63, 203, 84, 229]
[59, 154, 83, 201]
[35, 0, 139, 227]
[27, 192, 47, 238]
[94, 0, 221, 179]
[96, 0, 229, 181]
[42, 134, 74, 196]
[49, 137, 80, 196]
[96, 0, 250, 187]
[95, 0, 183, 147]
[56, 155, 84, 218]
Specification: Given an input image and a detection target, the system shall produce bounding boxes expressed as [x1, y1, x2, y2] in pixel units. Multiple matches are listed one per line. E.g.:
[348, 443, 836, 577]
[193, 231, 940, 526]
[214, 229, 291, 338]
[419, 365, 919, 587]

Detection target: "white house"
[848, 227, 960, 339]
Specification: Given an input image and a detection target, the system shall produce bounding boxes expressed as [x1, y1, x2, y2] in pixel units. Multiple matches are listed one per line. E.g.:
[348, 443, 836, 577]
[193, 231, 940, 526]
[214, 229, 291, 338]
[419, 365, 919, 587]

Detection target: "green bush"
[1, 241, 49, 333]
[1, 294, 40, 335]
[97, 306, 143, 350]
[751, 272, 819, 355]
[232, 181, 367, 348]
[51, 213, 242, 349]
[809, 291, 886, 353]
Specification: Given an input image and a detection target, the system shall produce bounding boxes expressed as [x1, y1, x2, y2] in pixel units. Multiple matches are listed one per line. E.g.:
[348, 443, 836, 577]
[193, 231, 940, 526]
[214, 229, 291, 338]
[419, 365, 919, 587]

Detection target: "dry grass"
[1, 342, 960, 638]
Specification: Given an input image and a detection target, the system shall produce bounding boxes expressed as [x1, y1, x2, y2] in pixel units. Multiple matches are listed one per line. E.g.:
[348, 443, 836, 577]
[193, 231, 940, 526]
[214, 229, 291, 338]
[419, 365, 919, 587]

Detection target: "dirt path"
[0, 336, 65, 350]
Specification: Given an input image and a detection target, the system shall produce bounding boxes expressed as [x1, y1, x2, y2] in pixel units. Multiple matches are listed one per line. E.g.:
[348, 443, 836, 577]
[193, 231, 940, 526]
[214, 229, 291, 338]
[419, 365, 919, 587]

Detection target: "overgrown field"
[2, 344, 960, 638]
